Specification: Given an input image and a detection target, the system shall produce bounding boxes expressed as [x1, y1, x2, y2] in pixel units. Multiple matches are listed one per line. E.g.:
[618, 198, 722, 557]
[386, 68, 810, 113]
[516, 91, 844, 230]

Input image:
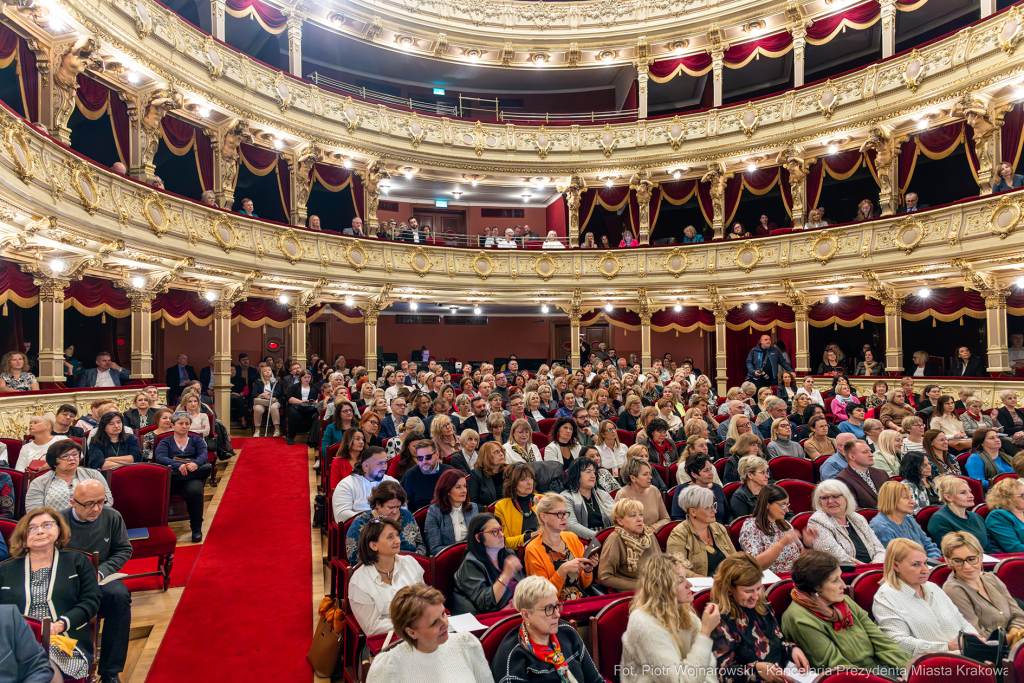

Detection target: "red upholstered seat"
[692, 588, 711, 615]
[663, 485, 678, 511]
[859, 509, 879, 523]
[955, 475, 983, 506]
[531, 432, 549, 450]
[905, 653, 995, 683]
[24, 616, 47, 644]
[0, 518, 14, 543]
[656, 521, 680, 550]
[0, 466, 30, 518]
[617, 430, 634, 447]
[588, 597, 631, 683]
[479, 614, 522, 661]
[790, 511, 812, 533]
[768, 456, 813, 482]
[537, 419, 557, 435]
[651, 464, 668, 486]
[413, 506, 429, 535]
[715, 459, 728, 479]
[973, 504, 990, 519]
[723, 482, 742, 501]
[1011, 638, 1024, 683]
[766, 579, 794, 617]
[957, 452, 973, 470]
[994, 473, 1020, 485]
[668, 463, 679, 484]
[996, 558, 1024, 603]
[849, 570, 883, 618]
[595, 526, 616, 546]
[430, 542, 466, 604]
[108, 463, 176, 590]
[729, 515, 751, 549]
[0, 439, 22, 468]
[929, 564, 952, 587]
[916, 506, 941, 529]
[776, 479, 815, 513]
[813, 455, 830, 482]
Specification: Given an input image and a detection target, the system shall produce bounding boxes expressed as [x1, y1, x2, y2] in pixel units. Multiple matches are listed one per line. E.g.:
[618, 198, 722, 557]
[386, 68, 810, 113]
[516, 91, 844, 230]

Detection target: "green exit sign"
[433, 88, 445, 95]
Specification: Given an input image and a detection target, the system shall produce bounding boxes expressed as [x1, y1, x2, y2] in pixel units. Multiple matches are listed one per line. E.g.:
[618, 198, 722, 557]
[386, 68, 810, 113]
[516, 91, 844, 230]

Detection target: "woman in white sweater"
[620, 554, 720, 683]
[367, 585, 492, 683]
[873, 538, 978, 656]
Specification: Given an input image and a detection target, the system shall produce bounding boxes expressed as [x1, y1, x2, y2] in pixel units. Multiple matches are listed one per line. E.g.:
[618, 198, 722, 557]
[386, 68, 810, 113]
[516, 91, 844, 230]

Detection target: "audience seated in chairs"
[997, 389, 1024, 449]
[490, 575, 602, 683]
[365, 584, 492, 683]
[333, 447, 398, 524]
[985, 476, 1024, 553]
[251, 365, 283, 438]
[710, 552, 811, 683]
[285, 370, 318, 446]
[781, 549, 909, 675]
[667, 486, 735, 578]
[344, 480, 425, 565]
[330, 429, 367, 493]
[873, 538, 979, 656]
[560, 457, 613, 540]
[739, 484, 817, 574]
[766, 418, 802, 460]
[723, 432, 764, 485]
[966, 427, 1015, 491]
[0, 508, 100, 680]
[542, 417, 579, 466]
[672, 453, 730, 525]
[449, 429, 479, 475]
[523, 493, 594, 601]
[941, 530, 1024, 644]
[349, 517, 426, 637]
[870, 481, 941, 559]
[833, 439, 890, 510]
[17, 416, 67, 472]
[503, 419, 541, 465]
[26, 441, 111, 512]
[494, 463, 542, 550]
[401, 440, 453, 511]
[153, 411, 210, 543]
[429, 415, 459, 461]
[879, 389, 915, 433]
[451, 513, 524, 615]
[424, 469, 477, 555]
[900, 450, 940, 514]
[0, 351, 38, 392]
[615, 457, 671, 530]
[52, 404, 85, 440]
[620, 553, 720, 683]
[175, 394, 210, 440]
[468, 442, 506, 509]
[597, 497, 661, 592]
[123, 392, 157, 431]
[927, 474, 993, 552]
[729, 455, 770, 520]
[579, 445, 622, 493]
[808, 479, 886, 565]
[595, 419, 627, 477]
[86, 412, 141, 472]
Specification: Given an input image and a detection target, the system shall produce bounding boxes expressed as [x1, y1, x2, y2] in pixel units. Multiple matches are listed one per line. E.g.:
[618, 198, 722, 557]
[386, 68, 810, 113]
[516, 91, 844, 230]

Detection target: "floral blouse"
[712, 606, 796, 683]
[0, 472, 14, 519]
[0, 372, 36, 391]
[738, 518, 802, 575]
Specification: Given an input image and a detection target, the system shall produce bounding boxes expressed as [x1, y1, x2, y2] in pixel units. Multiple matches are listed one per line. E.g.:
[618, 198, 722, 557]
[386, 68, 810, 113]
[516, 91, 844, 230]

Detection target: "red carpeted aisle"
[145, 438, 312, 683]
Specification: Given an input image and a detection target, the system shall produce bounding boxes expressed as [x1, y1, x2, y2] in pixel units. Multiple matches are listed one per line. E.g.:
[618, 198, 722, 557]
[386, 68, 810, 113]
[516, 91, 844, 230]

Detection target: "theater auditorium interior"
[0, 0, 1022, 680]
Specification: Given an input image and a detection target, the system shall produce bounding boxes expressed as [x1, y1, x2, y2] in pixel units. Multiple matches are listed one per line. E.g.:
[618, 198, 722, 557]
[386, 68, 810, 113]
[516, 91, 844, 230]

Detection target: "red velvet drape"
[65, 276, 130, 311]
[160, 116, 195, 149]
[75, 75, 109, 115]
[108, 92, 131, 166]
[649, 53, 714, 81]
[809, 296, 886, 327]
[806, 161, 824, 211]
[916, 122, 963, 156]
[696, 176, 742, 229]
[650, 308, 716, 330]
[152, 290, 213, 321]
[898, 136, 918, 197]
[0, 260, 38, 305]
[901, 287, 985, 318]
[627, 188, 662, 237]
[823, 150, 863, 179]
[1003, 104, 1024, 170]
[546, 196, 567, 237]
[0, 25, 17, 63]
[239, 143, 278, 172]
[232, 298, 291, 324]
[723, 32, 793, 67]
[312, 162, 363, 219]
[17, 39, 37, 123]
[195, 131, 214, 192]
[278, 157, 291, 218]
[807, 2, 881, 41]
[224, 0, 287, 30]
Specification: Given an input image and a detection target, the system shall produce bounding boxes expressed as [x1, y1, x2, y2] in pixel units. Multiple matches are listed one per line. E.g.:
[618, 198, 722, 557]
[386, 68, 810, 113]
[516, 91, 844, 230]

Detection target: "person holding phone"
[523, 493, 594, 601]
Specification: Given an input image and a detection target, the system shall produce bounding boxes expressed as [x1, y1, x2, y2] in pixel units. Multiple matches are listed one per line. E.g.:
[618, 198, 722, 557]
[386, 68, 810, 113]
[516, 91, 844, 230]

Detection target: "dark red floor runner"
[145, 439, 312, 682]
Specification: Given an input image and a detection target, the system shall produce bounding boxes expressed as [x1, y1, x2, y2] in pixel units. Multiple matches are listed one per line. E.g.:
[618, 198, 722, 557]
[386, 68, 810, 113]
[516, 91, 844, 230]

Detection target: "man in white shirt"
[496, 228, 517, 249]
[332, 447, 396, 522]
[78, 352, 130, 387]
[384, 371, 406, 405]
[1010, 333, 1024, 369]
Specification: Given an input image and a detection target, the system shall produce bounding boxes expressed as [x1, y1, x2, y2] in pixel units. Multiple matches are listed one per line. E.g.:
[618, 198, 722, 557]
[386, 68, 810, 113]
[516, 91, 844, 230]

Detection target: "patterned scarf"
[518, 623, 578, 683]
[512, 443, 535, 463]
[616, 526, 653, 572]
[790, 589, 854, 631]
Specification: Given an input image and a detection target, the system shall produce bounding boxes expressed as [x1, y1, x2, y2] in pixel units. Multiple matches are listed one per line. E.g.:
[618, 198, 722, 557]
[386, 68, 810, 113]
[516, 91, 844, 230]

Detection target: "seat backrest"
[714, 459, 728, 478]
[413, 506, 429, 535]
[973, 504, 990, 519]
[813, 455, 830, 482]
[993, 473, 1019, 485]
[766, 579, 795, 617]
[995, 558, 1024, 603]
[768, 456, 813, 483]
[729, 515, 751, 549]
[859, 509, 879, 523]
[905, 652, 995, 683]
[479, 614, 523, 661]
[108, 462, 171, 527]
[595, 526, 616, 546]
[401, 552, 432, 585]
[537, 419, 557, 435]
[651, 464, 668, 486]
[23, 616, 49, 649]
[655, 521, 680, 550]
[0, 518, 15, 544]
[617, 430, 634, 447]
[849, 570, 884, 618]
[915, 505, 940, 530]
[790, 511, 812, 533]
[663, 485, 678, 511]
[0, 467, 28, 518]
[531, 432, 549, 450]
[667, 463, 679, 484]
[692, 588, 711, 615]
[723, 482, 742, 501]
[929, 564, 952, 587]
[776, 479, 815, 513]
[954, 475, 983, 507]
[0, 439, 22, 468]
[588, 597, 632, 683]
[957, 452, 973, 470]
[429, 542, 466, 604]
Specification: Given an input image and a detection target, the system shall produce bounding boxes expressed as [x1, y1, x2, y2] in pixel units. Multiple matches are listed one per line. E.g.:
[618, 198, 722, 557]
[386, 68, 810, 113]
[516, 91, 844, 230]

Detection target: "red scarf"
[519, 623, 578, 683]
[651, 439, 673, 466]
[790, 589, 854, 631]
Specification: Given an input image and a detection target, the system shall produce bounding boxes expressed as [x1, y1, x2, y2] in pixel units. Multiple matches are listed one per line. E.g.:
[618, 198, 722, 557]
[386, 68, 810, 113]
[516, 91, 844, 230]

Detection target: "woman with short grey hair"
[808, 479, 886, 565]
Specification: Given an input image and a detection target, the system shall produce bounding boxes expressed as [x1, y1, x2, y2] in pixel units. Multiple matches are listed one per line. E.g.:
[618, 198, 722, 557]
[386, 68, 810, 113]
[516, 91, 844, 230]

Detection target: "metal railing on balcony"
[308, 73, 460, 116]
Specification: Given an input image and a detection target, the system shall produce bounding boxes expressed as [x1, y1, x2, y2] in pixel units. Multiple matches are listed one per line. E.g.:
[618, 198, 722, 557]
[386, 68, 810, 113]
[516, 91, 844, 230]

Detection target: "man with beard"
[332, 447, 397, 522]
[459, 395, 490, 436]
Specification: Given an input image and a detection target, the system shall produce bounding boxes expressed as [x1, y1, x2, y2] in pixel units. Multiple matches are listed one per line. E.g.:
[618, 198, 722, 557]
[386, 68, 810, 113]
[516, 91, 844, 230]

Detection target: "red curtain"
[160, 116, 195, 150]
[649, 53, 713, 82]
[0, 24, 17, 64]
[823, 149, 863, 179]
[17, 39, 37, 123]
[650, 307, 716, 332]
[901, 287, 986, 321]
[64, 276, 130, 315]
[75, 75, 109, 118]
[195, 131, 214, 192]
[232, 298, 291, 324]
[224, 0, 288, 32]
[0, 260, 37, 307]
[660, 179, 697, 203]
[152, 290, 213, 323]
[916, 122, 963, 157]
[723, 32, 793, 68]
[352, 173, 364, 219]
[623, 81, 638, 112]
[696, 176, 742, 229]
[546, 196, 567, 237]
[1003, 103, 1024, 171]
[898, 136, 918, 197]
[278, 157, 291, 218]
[108, 92, 131, 166]
[312, 162, 363, 219]
[239, 143, 278, 173]
[809, 296, 886, 328]
[807, 2, 881, 43]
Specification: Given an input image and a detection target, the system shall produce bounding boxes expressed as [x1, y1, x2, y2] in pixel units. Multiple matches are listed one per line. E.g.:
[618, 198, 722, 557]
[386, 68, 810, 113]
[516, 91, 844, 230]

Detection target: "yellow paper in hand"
[50, 633, 78, 656]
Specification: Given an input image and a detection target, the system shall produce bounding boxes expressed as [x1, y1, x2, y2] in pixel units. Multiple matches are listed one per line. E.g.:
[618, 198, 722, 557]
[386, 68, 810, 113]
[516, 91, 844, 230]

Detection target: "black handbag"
[959, 629, 1006, 681]
[312, 494, 326, 528]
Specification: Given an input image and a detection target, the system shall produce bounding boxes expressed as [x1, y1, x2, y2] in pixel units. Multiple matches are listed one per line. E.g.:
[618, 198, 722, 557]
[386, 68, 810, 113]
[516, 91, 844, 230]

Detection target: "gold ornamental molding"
[22, 0, 1021, 169]
[69, 162, 100, 215]
[989, 195, 1022, 239]
[732, 243, 763, 273]
[891, 216, 927, 254]
[471, 251, 495, 279]
[808, 231, 840, 265]
[3, 125, 33, 184]
[212, 214, 239, 252]
[277, 228, 303, 264]
[407, 246, 432, 276]
[596, 252, 621, 279]
[142, 192, 169, 236]
[342, 239, 370, 271]
[662, 247, 689, 276]
[532, 253, 557, 281]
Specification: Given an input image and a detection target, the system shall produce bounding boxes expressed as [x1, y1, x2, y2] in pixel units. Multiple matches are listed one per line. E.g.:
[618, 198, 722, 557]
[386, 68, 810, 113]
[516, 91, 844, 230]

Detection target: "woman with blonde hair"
[0, 351, 38, 391]
[724, 432, 764, 484]
[429, 414, 459, 460]
[753, 387, 775, 426]
[620, 554, 719, 683]
[523, 492, 594, 600]
[710, 553, 810, 683]
[927, 474, 994, 553]
[17, 415, 66, 472]
[766, 418, 802, 460]
[984, 476, 1024, 552]
[177, 393, 211, 437]
[961, 396, 999, 433]
[503, 418, 541, 464]
[595, 419, 627, 476]
[598, 497, 662, 592]
[869, 481, 941, 558]
[942, 530, 1024, 643]
[873, 538, 978, 655]
[467, 441, 505, 508]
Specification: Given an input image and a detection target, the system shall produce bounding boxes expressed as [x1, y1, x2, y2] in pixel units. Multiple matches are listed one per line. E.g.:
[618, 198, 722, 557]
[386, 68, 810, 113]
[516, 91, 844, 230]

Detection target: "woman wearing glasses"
[942, 530, 1024, 642]
[0, 507, 100, 679]
[452, 513, 524, 615]
[598, 498, 662, 592]
[666, 486, 734, 578]
[739, 485, 818, 574]
[25, 440, 112, 512]
[491, 575, 602, 683]
[523, 493, 594, 601]
[808, 480, 886, 565]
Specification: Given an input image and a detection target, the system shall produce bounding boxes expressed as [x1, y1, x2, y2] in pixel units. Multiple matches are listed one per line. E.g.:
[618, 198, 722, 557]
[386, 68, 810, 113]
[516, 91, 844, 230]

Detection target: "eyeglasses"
[28, 522, 57, 533]
[72, 499, 104, 509]
[703, 502, 718, 511]
[414, 454, 434, 462]
[545, 511, 571, 520]
[949, 555, 981, 568]
[56, 452, 80, 461]
[774, 501, 791, 510]
[819, 494, 843, 502]
[533, 602, 564, 617]
[478, 526, 504, 538]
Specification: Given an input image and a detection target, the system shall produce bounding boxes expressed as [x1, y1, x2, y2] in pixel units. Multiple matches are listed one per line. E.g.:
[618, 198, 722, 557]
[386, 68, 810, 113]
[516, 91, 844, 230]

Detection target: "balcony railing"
[308, 73, 460, 117]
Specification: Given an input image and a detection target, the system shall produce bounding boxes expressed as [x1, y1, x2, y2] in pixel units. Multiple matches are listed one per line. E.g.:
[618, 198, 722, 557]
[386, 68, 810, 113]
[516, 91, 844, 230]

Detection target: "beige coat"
[943, 572, 1024, 638]
[665, 519, 736, 577]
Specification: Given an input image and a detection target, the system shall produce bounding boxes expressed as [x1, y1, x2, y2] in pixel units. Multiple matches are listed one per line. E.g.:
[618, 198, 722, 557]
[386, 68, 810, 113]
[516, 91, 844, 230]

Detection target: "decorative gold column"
[290, 304, 308, 366]
[361, 159, 390, 237]
[359, 285, 393, 382]
[791, 27, 807, 88]
[711, 51, 724, 108]
[559, 174, 587, 249]
[636, 289, 654, 374]
[567, 289, 583, 372]
[128, 291, 155, 379]
[955, 95, 1006, 197]
[628, 169, 655, 245]
[49, 39, 103, 145]
[289, 143, 320, 227]
[212, 300, 233, 421]
[285, 12, 304, 78]
[36, 276, 69, 383]
[713, 308, 729, 396]
[778, 146, 811, 230]
[636, 62, 649, 119]
[793, 304, 811, 374]
[984, 289, 1011, 375]
[701, 162, 728, 239]
[881, 0, 897, 58]
[211, 0, 226, 41]
[882, 296, 905, 375]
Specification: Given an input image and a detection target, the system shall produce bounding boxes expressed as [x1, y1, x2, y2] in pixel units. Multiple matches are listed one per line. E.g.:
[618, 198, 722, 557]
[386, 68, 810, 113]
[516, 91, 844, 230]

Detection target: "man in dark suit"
[897, 192, 929, 213]
[235, 353, 259, 394]
[79, 351, 131, 387]
[951, 346, 987, 377]
[745, 334, 793, 391]
[381, 397, 407, 439]
[281, 361, 303, 393]
[0, 604, 55, 683]
[197, 355, 216, 405]
[834, 440, 889, 509]
[757, 399, 789, 440]
[165, 354, 198, 405]
[401, 217, 424, 243]
[458, 396, 490, 436]
[502, 394, 538, 441]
